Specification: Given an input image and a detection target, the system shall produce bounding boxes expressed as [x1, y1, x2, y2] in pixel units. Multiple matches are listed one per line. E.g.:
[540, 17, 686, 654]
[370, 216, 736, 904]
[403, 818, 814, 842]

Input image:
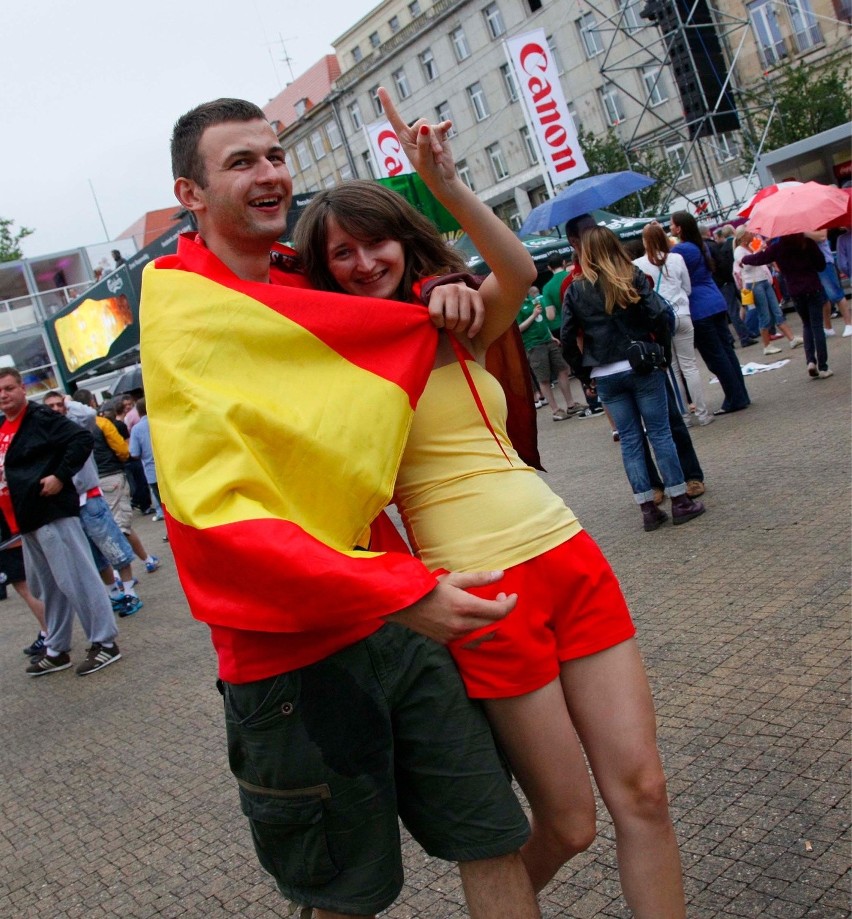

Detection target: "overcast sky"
[2, 0, 379, 258]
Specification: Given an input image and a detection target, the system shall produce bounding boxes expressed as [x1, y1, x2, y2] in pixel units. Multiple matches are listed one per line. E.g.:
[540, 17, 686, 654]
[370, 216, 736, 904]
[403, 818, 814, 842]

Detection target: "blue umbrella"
[519, 171, 656, 236]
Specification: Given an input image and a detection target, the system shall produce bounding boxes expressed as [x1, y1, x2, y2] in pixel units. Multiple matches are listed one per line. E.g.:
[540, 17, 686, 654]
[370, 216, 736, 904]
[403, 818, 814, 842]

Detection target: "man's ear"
[175, 177, 204, 213]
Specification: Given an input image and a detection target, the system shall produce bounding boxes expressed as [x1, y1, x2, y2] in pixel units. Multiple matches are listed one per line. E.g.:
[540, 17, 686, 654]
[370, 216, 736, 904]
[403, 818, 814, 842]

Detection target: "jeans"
[721, 281, 752, 343]
[692, 311, 750, 412]
[596, 369, 687, 503]
[646, 376, 703, 489]
[748, 279, 785, 330]
[80, 495, 134, 571]
[794, 290, 828, 370]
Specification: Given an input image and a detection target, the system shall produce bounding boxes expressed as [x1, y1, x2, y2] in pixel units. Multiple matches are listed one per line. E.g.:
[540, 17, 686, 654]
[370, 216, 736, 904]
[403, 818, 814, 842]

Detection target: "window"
[393, 68, 411, 100]
[369, 85, 383, 117]
[547, 35, 565, 76]
[348, 100, 363, 130]
[467, 82, 490, 121]
[457, 159, 476, 191]
[712, 133, 737, 163]
[323, 175, 336, 189]
[409, 0, 422, 16]
[369, 31, 381, 48]
[487, 143, 510, 181]
[528, 0, 543, 10]
[494, 200, 522, 230]
[483, 3, 506, 38]
[666, 143, 692, 179]
[451, 26, 471, 61]
[351, 46, 363, 64]
[579, 13, 604, 57]
[310, 130, 325, 160]
[339, 163, 353, 181]
[389, 15, 400, 32]
[285, 149, 297, 174]
[786, 0, 823, 50]
[295, 140, 311, 171]
[642, 66, 668, 105]
[500, 63, 519, 102]
[420, 48, 439, 81]
[600, 85, 625, 125]
[620, 0, 642, 32]
[568, 102, 584, 135]
[362, 150, 378, 180]
[520, 126, 539, 166]
[748, 0, 788, 66]
[435, 101, 457, 137]
[294, 99, 308, 118]
[325, 120, 342, 149]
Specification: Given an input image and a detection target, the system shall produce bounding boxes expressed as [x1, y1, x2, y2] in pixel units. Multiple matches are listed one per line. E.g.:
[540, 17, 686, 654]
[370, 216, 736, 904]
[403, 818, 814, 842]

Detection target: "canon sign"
[506, 29, 588, 185]
[365, 121, 413, 179]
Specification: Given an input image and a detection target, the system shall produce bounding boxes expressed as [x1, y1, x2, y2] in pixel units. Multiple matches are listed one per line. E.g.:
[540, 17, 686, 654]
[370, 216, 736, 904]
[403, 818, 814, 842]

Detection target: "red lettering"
[377, 129, 404, 176]
[544, 124, 568, 147]
[552, 148, 577, 172]
[519, 42, 547, 76]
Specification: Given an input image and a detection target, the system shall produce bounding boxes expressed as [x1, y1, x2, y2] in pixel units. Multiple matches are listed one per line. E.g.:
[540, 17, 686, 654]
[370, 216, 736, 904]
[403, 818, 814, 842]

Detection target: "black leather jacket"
[561, 267, 671, 385]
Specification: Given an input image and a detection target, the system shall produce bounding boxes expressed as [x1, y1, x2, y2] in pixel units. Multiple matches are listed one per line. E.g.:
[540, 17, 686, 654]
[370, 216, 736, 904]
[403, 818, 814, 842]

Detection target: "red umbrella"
[738, 181, 801, 218]
[817, 187, 852, 230]
[746, 182, 850, 237]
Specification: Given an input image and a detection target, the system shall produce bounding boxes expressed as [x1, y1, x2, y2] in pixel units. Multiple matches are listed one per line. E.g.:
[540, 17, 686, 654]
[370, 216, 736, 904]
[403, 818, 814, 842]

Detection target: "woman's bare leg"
[13, 580, 46, 631]
[561, 640, 685, 918]
[484, 679, 596, 892]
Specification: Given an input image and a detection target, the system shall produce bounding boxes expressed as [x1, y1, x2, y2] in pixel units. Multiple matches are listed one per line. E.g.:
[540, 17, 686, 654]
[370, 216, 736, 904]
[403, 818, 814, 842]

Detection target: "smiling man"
[140, 99, 538, 919]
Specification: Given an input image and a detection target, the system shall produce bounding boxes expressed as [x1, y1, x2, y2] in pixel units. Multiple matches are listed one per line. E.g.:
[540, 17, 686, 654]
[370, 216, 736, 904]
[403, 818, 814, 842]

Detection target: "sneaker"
[818, 368, 834, 379]
[142, 507, 156, 516]
[534, 398, 547, 409]
[763, 345, 782, 355]
[76, 642, 121, 676]
[843, 326, 852, 338]
[824, 328, 836, 337]
[697, 414, 715, 426]
[612, 430, 620, 443]
[26, 651, 72, 676]
[145, 556, 160, 573]
[788, 336, 803, 349]
[151, 513, 162, 522]
[551, 409, 569, 422]
[807, 362, 819, 378]
[114, 595, 143, 618]
[23, 632, 46, 657]
[576, 406, 605, 418]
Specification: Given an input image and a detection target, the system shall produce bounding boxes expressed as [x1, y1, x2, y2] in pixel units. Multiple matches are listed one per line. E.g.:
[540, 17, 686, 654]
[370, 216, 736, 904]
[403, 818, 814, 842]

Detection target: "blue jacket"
[672, 241, 727, 321]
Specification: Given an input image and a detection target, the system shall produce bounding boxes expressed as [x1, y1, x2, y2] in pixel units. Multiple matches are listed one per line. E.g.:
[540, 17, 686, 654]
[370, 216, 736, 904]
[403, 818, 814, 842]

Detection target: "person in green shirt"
[541, 254, 569, 336]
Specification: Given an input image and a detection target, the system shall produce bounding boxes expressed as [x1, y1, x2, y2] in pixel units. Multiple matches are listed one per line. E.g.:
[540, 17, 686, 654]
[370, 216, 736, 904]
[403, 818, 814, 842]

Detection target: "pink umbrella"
[746, 182, 850, 237]
[738, 181, 801, 218]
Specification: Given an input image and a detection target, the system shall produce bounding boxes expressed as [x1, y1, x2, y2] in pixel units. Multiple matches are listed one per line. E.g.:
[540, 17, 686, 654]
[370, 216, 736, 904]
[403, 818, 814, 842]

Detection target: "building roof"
[263, 55, 341, 130]
[118, 206, 183, 249]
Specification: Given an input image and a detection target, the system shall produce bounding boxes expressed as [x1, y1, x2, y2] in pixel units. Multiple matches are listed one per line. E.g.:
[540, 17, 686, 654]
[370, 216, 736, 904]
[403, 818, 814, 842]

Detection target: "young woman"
[562, 226, 705, 531]
[670, 211, 751, 415]
[293, 87, 687, 918]
[634, 222, 714, 427]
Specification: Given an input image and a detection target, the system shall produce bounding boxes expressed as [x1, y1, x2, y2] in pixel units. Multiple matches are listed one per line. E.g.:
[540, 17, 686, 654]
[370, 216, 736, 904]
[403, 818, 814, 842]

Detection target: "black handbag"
[626, 339, 666, 374]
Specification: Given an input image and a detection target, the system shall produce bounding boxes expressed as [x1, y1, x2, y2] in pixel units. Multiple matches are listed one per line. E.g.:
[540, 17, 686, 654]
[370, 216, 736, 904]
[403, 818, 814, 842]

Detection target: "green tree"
[576, 128, 682, 217]
[0, 217, 34, 263]
[739, 58, 851, 159]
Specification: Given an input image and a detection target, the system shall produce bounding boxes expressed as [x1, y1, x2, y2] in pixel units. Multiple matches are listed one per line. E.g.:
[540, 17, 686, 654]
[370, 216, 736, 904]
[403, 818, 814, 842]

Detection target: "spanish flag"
[140, 232, 439, 680]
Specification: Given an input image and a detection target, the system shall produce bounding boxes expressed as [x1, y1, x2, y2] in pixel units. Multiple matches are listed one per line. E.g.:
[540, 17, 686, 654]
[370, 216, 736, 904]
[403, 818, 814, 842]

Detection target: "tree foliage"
[739, 58, 851, 158]
[0, 217, 34, 263]
[576, 129, 682, 218]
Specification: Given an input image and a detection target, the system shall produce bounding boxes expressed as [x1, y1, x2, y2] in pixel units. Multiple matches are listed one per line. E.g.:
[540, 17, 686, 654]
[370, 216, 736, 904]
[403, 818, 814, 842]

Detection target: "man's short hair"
[136, 397, 147, 417]
[43, 390, 64, 402]
[547, 254, 565, 270]
[0, 368, 22, 384]
[171, 98, 268, 186]
[73, 388, 95, 406]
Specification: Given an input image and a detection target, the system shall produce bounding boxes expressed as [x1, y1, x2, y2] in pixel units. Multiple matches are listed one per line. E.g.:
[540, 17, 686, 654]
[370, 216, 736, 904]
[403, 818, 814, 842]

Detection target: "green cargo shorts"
[222, 622, 529, 915]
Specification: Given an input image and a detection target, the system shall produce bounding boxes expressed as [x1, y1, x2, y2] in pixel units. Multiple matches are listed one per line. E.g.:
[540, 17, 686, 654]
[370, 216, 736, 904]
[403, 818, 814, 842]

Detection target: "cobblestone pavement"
[1, 322, 849, 918]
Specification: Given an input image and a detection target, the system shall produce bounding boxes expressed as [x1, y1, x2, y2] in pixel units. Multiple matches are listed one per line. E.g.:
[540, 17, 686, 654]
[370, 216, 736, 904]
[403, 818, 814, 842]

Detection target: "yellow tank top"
[394, 360, 582, 571]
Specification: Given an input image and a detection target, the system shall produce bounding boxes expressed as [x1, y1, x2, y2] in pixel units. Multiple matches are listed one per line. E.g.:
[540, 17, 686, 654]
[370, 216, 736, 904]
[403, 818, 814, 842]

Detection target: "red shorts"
[445, 531, 636, 699]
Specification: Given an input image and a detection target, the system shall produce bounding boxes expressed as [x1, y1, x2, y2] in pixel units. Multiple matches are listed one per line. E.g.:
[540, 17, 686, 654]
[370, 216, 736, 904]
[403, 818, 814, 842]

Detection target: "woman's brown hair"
[292, 180, 467, 301]
[642, 223, 672, 270]
[578, 226, 640, 314]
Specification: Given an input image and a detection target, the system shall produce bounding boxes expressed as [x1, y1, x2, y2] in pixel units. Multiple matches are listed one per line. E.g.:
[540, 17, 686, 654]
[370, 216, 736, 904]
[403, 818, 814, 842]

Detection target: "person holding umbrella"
[741, 235, 829, 378]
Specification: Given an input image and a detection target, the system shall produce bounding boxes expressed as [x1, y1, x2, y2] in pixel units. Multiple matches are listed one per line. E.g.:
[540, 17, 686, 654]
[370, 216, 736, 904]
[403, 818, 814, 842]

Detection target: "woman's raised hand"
[377, 87, 457, 189]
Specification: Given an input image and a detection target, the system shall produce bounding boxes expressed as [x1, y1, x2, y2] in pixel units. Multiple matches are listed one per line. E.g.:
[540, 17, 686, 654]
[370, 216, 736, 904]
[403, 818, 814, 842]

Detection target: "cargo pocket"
[238, 781, 338, 888]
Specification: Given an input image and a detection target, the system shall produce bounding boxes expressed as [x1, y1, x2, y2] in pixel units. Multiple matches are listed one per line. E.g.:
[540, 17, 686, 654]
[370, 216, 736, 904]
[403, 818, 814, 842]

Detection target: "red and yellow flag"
[140, 233, 439, 677]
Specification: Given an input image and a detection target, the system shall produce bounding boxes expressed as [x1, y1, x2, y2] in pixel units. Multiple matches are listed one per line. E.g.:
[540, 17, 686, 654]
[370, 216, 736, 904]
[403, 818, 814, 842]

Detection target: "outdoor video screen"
[53, 293, 134, 372]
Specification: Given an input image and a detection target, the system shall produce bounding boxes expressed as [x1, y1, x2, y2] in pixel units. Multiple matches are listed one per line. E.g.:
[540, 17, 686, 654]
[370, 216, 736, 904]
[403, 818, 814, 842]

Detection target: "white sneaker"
[818, 368, 834, 379]
[763, 345, 782, 355]
[843, 326, 852, 338]
[824, 328, 836, 337]
[789, 336, 803, 349]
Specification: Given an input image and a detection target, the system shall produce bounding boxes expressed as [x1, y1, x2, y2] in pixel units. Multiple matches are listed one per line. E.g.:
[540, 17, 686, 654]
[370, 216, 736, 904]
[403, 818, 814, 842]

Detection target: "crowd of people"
[7, 84, 848, 919]
[3, 380, 163, 676]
